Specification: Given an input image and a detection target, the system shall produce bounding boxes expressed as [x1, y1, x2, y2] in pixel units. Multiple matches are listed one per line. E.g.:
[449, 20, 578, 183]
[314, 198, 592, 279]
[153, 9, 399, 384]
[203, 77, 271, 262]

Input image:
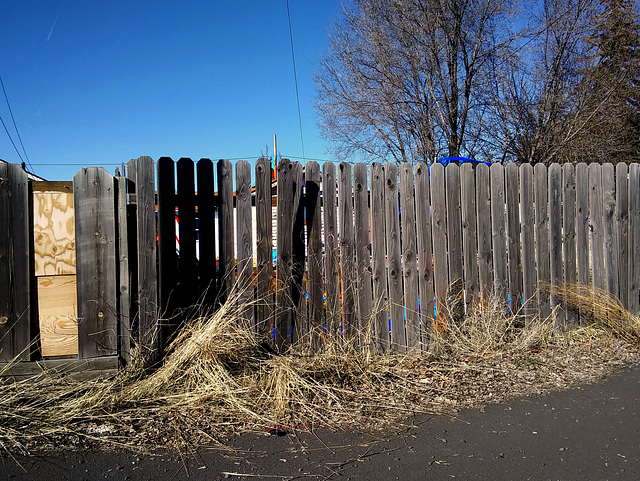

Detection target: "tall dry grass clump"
[430, 296, 554, 360]
[544, 283, 640, 344]
[0, 282, 638, 454]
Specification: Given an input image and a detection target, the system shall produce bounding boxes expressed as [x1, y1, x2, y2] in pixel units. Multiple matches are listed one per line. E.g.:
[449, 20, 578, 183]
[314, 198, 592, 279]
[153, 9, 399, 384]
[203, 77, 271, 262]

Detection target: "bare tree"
[574, 0, 640, 163]
[315, 0, 520, 165]
[489, 0, 640, 164]
[488, 0, 598, 164]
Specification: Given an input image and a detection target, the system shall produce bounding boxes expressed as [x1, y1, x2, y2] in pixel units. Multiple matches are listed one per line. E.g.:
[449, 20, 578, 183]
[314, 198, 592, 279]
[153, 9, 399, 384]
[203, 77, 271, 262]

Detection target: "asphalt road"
[3, 364, 640, 480]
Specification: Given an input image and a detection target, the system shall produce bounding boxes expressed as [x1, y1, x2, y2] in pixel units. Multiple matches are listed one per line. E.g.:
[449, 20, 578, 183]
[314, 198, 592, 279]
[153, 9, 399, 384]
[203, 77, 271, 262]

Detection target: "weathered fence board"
[384, 163, 405, 351]
[128, 157, 158, 356]
[629, 163, 640, 315]
[520, 164, 536, 322]
[196, 159, 217, 307]
[460, 163, 478, 314]
[446, 164, 464, 322]
[353, 163, 373, 345]
[534, 164, 551, 319]
[338, 162, 356, 340]
[306, 161, 323, 348]
[177, 158, 198, 308]
[236, 160, 253, 327]
[589, 164, 605, 291]
[290, 162, 305, 344]
[0, 163, 31, 361]
[430, 163, 448, 332]
[414, 163, 434, 349]
[616, 162, 629, 309]
[255, 158, 273, 336]
[115, 175, 131, 362]
[475, 164, 493, 304]
[157, 156, 178, 329]
[400, 163, 420, 350]
[491, 163, 508, 308]
[562, 164, 577, 324]
[370, 163, 389, 350]
[323, 162, 340, 339]
[217, 159, 235, 304]
[74, 167, 118, 358]
[506, 163, 522, 315]
[602, 163, 619, 299]
[576, 163, 590, 323]
[276, 159, 295, 349]
[549, 164, 565, 325]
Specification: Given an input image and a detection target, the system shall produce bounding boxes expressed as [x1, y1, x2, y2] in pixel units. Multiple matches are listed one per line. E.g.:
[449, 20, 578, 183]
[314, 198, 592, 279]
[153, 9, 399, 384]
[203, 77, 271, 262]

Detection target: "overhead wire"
[286, 0, 306, 161]
[0, 113, 24, 165]
[0, 74, 32, 171]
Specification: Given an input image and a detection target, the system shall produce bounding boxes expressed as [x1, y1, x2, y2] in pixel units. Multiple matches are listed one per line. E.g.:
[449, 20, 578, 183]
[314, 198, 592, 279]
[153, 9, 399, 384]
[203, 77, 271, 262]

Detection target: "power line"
[0, 114, 24, 165]
[0, 74, 32, 171]
[286, 0, 306, 161]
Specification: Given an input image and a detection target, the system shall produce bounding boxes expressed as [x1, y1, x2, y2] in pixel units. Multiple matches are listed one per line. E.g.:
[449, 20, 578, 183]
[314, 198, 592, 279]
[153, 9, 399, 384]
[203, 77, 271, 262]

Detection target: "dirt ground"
[3, 359, 639, 481]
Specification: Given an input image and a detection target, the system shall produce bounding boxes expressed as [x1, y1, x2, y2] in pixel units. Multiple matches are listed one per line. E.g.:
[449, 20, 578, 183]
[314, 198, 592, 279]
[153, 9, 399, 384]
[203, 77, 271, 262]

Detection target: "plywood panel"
[33, 189, 75, 276]
[37, 275, 78, 357]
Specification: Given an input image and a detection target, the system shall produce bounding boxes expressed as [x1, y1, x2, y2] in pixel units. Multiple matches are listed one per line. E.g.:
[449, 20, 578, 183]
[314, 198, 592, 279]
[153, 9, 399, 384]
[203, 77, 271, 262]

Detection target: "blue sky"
[0, 1, 345, 181]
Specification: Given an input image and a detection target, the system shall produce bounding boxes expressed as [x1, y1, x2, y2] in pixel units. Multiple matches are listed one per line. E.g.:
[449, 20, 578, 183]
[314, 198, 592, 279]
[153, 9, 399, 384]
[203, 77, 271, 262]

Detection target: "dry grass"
[0, 284, 639, 455]
[544, 282, 640, 343]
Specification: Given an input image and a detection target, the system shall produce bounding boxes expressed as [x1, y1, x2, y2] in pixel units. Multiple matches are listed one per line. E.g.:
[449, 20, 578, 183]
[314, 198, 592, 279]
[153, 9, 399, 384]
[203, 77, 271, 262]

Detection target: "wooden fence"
[1, 158, 639, 368]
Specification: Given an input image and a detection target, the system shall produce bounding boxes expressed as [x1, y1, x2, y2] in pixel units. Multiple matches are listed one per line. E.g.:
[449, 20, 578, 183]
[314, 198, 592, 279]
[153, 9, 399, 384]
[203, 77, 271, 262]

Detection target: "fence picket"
[74, 167, 118, 358]
[196, 159, 217, 307]
[491, 164, 508, 308]
[602, 163, 619, 298]
[306, 161, 323, 349]
[534, 164, 551, 319]
[353, 163, 373, 345]
[116, 174, 132, 362]
[255, 158, 273, 337]
[0, 163, 31, 361]
[176, 158, 197, 309]
[338, 163, 356, 341]
[384, 163, 405, 351]
[128, 157, 158, 355]
[549, 164, 565, 326]
[323, 162, 340, 339]
[476, 164, 493, 304]
[520, 164, 536, 322]
[616, 163, 629, 309]
[400, 163, 420, 350]
[629, 163, 640, 315]
[415, 163, 434, 350]
[370, 163, 389, 351]
[461, 164, 478, 314]
[430, 163, 448, 332]
[157, 157, 178, 339]
[291, 162, 305, 344]
[506, 163, 523, 316]
[276, 159, 295, 349]
[446, 165, 464, 322]
[217, 159, 235, 303]
[575, 163, 589, 323]
[589, 164, 605, 291]
[562, 164, 577, 324]
[236, 160, 253, 328]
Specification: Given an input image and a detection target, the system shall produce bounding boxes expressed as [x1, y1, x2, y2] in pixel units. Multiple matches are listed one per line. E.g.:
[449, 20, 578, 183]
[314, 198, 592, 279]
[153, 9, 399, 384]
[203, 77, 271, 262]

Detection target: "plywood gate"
[32, 182, 78, 357]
